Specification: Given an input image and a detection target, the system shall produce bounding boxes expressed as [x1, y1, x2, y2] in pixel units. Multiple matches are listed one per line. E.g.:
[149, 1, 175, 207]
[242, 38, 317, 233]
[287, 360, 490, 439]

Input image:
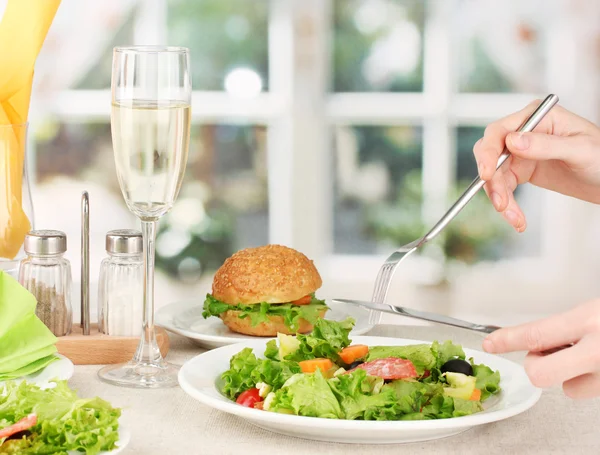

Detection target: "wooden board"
[56, 324, 170, 365]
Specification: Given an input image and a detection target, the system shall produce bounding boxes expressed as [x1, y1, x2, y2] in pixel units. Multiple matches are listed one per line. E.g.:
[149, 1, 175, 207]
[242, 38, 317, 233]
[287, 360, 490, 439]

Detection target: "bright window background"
[15, 0, 600, 324]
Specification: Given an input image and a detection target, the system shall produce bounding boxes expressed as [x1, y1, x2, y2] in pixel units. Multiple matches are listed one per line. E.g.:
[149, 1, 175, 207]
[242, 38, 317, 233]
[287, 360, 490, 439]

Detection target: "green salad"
[220, 318, 501, 420]
[0, 380, 121, 455]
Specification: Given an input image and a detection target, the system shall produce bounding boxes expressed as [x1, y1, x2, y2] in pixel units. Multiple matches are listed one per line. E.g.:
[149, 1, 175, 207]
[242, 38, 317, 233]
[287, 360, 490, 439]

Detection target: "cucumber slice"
[278, 332, 300, 359]
[443, 372, 476, 400]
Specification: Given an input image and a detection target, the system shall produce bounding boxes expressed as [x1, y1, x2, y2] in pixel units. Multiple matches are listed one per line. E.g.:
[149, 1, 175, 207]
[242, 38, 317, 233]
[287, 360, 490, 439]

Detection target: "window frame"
[37, 0, 583, 294]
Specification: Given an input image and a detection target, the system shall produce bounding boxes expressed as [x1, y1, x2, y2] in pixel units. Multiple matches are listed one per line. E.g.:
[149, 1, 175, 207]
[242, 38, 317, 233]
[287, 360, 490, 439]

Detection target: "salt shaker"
[18, 230, 73, 337]
[98, 229, 143, 336]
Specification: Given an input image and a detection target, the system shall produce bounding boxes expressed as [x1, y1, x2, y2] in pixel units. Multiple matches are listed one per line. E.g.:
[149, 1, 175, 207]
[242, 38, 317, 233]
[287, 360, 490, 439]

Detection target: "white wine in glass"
[99, 46, 191, 388]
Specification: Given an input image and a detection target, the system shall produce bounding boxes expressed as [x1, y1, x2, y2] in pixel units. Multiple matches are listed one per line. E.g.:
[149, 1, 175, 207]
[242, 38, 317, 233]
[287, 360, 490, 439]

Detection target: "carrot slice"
[291, 295, 312, 305]
[254, 401, 265, 410]
[299, 358, 333, 373]
[469, 388, 482, 401]
[339, 345, 369, 364]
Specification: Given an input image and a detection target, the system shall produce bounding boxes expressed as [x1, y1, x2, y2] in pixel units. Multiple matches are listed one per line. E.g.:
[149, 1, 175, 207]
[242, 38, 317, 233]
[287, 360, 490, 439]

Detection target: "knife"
[334, 298, 573, 353]
[334, 298, 501, 334]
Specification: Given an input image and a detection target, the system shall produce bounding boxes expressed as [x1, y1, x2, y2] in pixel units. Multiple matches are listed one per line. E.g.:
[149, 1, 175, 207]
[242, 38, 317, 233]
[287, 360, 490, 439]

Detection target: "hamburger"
[202, 244, 328, 336]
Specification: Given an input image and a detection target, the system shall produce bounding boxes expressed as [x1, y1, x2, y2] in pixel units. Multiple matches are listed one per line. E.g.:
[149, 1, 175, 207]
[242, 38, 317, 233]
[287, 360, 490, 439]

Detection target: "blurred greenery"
[155, 207, 235, 281]
[167, 0, 269, 90]
[155, 124, 268, 281]
[333, 0, 425, 92]
[363, 170, 510, 263]
[336, 126, 511, 262]
[459, 39, 513, 93]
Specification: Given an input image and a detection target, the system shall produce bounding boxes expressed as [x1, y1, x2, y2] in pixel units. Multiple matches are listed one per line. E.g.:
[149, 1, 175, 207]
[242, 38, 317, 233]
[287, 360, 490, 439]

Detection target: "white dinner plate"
[178, 335, 542, 444]
[156, 299, 374, 349]
[0, 354, 74, 389]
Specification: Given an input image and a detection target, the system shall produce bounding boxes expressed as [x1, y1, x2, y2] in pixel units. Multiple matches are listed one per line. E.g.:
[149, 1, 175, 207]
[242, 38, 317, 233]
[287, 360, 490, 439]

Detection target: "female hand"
[482, 300, 600, 399]
[474, 101, 600, 232]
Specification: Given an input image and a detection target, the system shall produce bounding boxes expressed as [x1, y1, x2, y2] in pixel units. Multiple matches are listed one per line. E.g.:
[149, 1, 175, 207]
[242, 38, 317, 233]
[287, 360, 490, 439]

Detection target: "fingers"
[473, 100, 552, 181]
[482, 304, 594, 354]
[473, 128, 508, 182]
[501, 191, 527, 233]
[522, 334, 600, 388]
[482, 167, 526, 231]
[505, 132, 597, 169]
[483, 169, 510, 212]
[563, 372, 600, 399]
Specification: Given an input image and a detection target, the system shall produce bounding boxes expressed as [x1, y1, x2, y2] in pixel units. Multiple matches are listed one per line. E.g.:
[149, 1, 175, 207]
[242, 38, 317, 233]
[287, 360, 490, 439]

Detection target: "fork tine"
[369, 262, 397, 325]
[368, 246, 418, 326]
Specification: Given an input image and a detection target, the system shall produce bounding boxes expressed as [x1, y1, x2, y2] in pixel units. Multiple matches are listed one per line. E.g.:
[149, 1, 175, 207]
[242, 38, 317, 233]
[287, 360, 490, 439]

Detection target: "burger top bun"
[211, 244, 322, 305]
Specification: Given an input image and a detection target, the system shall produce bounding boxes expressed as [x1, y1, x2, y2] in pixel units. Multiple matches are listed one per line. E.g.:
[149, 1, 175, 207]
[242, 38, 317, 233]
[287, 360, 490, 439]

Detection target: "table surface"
[70, 324, 600, 455]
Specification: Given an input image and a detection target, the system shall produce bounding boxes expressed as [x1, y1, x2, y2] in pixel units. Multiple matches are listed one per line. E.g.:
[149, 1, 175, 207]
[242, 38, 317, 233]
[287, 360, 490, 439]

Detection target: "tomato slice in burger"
[291, 295, 312, 305]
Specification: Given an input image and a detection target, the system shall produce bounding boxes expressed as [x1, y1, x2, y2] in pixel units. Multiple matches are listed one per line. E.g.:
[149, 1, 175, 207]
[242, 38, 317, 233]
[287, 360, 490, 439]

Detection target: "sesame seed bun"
[212, 244, 323, 305]
[220, 308, 328, 337]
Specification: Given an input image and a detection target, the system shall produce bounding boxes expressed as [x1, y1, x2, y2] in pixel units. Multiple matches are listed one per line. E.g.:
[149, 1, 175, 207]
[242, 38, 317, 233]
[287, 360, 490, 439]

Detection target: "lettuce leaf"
[220, 348, 300, 400]
[202, 294, 329, 331]
[0, 380, 120, 455]
[328, 369, 398, 420]
[267, 371, 343, 419]
[264, 340, 279, 361]
[282, 317, 355, 363]
[432, 340, 466, 367]
[470, 361, 501, 401]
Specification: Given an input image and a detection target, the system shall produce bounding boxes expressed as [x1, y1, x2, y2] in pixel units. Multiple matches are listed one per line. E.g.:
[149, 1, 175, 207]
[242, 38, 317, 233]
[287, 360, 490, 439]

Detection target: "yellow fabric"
[0, 0, 60, 259]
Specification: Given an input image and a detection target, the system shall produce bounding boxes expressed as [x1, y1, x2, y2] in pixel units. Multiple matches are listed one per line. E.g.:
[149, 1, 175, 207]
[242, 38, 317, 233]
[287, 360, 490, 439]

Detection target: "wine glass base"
[98, 360, 180, 389]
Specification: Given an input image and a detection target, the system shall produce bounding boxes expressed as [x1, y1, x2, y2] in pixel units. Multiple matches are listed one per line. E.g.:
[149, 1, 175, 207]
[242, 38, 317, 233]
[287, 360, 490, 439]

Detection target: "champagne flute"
[98, 46, 191, 388]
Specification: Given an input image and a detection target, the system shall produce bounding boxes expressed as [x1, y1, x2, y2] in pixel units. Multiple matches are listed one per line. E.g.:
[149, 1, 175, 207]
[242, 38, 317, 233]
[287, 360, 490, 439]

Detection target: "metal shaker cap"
[106, 229, 143, 254]
[24, 230, 67, 255]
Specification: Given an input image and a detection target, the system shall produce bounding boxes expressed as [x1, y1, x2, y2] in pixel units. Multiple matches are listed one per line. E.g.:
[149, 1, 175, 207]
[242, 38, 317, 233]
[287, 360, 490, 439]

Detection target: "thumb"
[506, 132, 589, 166]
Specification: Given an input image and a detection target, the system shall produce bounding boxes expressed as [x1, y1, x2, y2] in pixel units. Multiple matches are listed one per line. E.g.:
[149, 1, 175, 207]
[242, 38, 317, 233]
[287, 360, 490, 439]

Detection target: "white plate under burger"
[156, 299, 374, 349]
[178, 335, 541, 444]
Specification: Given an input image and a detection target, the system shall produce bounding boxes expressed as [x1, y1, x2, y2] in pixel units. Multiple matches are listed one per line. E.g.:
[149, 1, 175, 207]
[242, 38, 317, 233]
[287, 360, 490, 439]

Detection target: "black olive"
[348, 360, 364, 369]
[440, 358, 473, 376]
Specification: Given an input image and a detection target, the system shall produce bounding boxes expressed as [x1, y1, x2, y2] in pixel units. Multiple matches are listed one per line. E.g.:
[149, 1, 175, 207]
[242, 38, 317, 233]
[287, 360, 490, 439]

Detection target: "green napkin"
[0, 270, 58, 380]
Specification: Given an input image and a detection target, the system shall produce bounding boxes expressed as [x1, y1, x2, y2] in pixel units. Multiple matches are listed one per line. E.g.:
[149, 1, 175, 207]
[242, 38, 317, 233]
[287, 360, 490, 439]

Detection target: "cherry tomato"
[236, 388, 262, 408]
[421, 370, 431, 379]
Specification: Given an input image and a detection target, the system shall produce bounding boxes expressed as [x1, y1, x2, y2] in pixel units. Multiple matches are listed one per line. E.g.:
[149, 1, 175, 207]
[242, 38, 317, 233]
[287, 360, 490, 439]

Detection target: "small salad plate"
[178, 335, 541, 444]
[86, 426, 130, 455]
[156, 299, 374, 349]
[1, 354, 74, 389]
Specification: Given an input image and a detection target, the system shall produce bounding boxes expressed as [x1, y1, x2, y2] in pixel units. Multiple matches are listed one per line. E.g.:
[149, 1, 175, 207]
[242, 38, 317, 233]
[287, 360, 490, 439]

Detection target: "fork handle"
[421, 94, 559, 244]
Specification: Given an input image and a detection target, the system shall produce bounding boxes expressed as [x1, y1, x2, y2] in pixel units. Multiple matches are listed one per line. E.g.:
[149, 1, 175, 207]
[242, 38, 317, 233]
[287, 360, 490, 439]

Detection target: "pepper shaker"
[18, 230, 73, 337]
[98, 229, 143, 337]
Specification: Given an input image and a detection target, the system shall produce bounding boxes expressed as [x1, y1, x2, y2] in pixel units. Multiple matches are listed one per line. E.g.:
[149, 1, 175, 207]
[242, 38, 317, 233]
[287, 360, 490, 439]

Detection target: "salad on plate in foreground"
[220, 318, 501, 420]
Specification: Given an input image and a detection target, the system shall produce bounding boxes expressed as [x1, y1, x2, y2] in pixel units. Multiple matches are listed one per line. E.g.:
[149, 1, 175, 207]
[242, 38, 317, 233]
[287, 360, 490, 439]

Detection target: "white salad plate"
[178, 335, 542, 444]
[88, 426, 130, 455]
[1, 355, 128, 454]
[156, 299, 374, 349]
[0, 354, 74, 390]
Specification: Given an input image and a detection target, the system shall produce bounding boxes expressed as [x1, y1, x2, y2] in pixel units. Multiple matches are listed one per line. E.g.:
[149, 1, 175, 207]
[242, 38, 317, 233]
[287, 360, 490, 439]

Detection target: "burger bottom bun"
[220, 308, 328, 337]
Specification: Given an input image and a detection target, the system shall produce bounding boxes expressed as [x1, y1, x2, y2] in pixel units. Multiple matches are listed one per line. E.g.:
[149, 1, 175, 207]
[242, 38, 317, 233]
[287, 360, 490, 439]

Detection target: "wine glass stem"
[133, 219, 164, 365]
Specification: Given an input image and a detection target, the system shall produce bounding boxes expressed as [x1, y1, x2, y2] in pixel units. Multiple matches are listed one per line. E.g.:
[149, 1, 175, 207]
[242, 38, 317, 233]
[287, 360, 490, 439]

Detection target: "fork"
[368, 94, 560, 325]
